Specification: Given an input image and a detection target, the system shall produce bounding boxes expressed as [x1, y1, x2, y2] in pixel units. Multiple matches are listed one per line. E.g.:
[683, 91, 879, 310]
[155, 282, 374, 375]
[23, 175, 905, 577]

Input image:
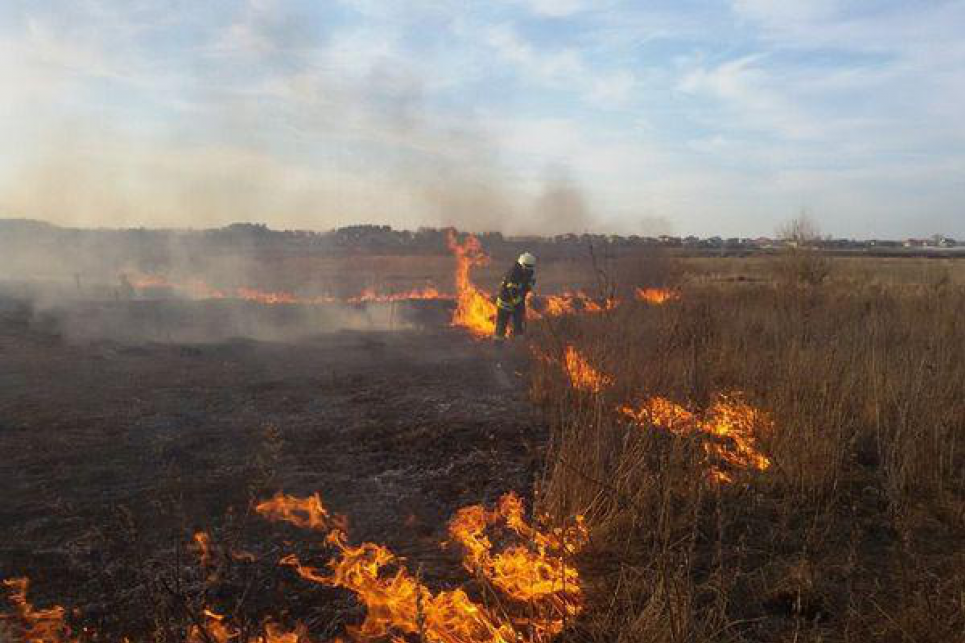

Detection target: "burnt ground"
[0, 297, 544, 637]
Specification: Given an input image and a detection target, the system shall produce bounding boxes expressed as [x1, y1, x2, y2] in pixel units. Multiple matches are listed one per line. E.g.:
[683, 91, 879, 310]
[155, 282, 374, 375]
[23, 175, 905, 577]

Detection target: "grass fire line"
[125, 233, 677, 338]
[1, 492, 588, 643]
[254, 491, 587, 643]
[559, 345, 773, 483]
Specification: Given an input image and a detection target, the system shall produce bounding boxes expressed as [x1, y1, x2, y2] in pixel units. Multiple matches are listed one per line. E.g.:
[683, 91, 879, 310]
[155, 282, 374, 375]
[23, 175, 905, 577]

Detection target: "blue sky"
[1, 0, 963, 237]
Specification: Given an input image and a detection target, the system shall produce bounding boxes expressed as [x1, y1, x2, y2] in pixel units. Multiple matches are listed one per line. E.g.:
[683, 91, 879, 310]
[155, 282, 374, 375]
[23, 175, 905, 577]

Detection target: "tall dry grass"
[530, 262, 965, 642]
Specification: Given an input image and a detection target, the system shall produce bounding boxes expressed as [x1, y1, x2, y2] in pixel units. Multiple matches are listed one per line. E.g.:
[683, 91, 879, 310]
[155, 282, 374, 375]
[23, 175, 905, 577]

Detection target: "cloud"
[484, 22, 637, 108]
[509, 0, 593, 18]
[677, 55, 840, 142]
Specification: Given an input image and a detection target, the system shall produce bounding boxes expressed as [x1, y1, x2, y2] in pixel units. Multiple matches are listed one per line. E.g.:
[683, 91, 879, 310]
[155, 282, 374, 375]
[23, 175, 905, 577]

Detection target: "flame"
[618, 396, 694, 433]
[539, 296, 576, 317]
[280, 534, 519, 643]
[259, 623, 314, 643]
[537, 292, 612, 318]
[446, 231, 498, 338]
[347, 286, 447, 304]
[128, 273, 228, 299]
[447, 492, 587, 634]
[254, 492, 342, 532]
[562, 346, 611, 393]
[192, 531, 213, 567]
[125, 268, 626, 318]
[231, 550, 257, 563]
[128, 274, 172, 290]
[182, 279, 228, 299]
[187, 609, 237, 643]
[126, 272, 454, 307]
[1, 578, 75, 643]
[620, 393, 772, 481]
[234, 287, 301, 305]
[258, 491, 585, 643]
[188, 612, 313, 643]
[635, 288, 679, 304]
[701, 395, 773, 473]
[6, 488, 583, 643]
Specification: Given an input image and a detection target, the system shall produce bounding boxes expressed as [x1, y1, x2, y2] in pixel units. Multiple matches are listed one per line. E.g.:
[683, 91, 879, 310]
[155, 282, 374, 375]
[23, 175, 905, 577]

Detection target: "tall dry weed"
[530, 262, 965, 642]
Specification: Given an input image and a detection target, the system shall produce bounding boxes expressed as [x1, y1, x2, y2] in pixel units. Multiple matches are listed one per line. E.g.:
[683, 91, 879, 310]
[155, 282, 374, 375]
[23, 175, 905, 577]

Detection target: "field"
[1, 247, 963, 643]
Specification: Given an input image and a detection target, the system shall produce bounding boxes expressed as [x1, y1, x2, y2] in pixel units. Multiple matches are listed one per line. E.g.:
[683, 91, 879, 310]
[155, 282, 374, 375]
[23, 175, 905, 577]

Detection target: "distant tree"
[775, 210, 831, 287]
[778, 211, 823, 248]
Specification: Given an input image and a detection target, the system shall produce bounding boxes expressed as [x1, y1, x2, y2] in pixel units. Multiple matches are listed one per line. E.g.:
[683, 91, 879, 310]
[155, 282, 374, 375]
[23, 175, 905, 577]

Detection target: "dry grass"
[684, 255, 965, 288]
[530, 257, 965, 642]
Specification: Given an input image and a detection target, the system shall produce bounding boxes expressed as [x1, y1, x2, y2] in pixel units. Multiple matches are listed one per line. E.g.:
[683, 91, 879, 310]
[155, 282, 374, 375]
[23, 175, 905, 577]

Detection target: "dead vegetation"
[529, 258, 965, 642]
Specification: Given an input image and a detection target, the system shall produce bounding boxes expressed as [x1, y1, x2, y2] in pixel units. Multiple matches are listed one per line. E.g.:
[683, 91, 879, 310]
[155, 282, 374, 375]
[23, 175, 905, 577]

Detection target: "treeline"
[0, 219, 674, 265]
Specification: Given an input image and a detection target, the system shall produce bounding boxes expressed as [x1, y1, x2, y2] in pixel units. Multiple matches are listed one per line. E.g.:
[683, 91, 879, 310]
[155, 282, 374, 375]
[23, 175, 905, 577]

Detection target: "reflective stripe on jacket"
[497, 263, 535, 310]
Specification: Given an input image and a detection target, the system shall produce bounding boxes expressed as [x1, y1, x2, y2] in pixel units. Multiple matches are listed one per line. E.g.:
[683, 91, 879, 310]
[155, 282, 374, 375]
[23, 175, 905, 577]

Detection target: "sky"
[1, 0, 963, 238]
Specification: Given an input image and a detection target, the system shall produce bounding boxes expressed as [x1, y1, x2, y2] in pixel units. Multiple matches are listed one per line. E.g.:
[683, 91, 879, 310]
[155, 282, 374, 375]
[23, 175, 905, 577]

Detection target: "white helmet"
[518, 252, 536, 268]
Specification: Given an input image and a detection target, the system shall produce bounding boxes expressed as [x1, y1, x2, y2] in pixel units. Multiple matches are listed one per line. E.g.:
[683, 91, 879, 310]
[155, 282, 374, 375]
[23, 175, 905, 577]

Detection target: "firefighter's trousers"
[494, 303, 526, 338]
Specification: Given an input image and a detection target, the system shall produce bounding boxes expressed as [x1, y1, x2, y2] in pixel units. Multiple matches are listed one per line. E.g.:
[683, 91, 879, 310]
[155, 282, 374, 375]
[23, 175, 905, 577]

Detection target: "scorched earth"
[0, 298, 550, 641]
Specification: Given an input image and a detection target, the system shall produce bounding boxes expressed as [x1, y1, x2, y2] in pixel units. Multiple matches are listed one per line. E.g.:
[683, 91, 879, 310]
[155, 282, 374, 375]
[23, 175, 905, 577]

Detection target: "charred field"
[0, 294, 551, 638]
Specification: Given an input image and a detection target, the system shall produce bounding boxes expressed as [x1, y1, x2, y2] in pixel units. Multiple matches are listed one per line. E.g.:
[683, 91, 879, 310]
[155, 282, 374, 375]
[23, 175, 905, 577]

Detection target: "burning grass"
[561, 346, 611, 394]
[124, 235, 633, 341]
[633, 287, 679, 304]
[446, 231, 498, 338]
[619, 393, 773, 483]
[129, 273, 450, 307]
[530, 275, 965, 642]
[1, 578, 73, 643]
[258, 491, 586, 643]
[0, 493, 587, 643]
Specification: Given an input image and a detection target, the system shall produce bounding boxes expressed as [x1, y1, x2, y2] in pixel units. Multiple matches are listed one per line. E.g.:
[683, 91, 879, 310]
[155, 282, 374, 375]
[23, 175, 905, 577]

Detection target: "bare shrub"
[776, 212, 832, 288]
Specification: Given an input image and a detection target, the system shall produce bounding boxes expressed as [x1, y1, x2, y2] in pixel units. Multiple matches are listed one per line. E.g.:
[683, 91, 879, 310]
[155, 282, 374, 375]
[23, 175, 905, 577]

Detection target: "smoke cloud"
[0, 2, 610, 236]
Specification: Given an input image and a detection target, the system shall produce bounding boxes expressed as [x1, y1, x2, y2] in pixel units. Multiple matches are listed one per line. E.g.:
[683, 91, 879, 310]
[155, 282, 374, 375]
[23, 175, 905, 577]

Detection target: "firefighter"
[494, 252, 536, 339]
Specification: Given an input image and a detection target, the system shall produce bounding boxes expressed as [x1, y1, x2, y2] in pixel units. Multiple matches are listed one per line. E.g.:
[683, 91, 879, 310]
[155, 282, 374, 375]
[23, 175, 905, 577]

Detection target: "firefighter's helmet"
[518, 252, 536, 268]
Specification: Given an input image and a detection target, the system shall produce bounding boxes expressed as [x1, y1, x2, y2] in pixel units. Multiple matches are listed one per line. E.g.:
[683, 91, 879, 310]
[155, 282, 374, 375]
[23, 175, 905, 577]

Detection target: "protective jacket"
[496, 262, 536, 311]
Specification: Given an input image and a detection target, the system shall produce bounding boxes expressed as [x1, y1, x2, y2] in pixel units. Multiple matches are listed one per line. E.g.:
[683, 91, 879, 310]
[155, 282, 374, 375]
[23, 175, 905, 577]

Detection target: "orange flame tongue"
[620, 394, 773, 481]
[282, 532, 518, 643]
[563, 346, 611, 393]
[257, 491, 585, 643]
[701, 395, 773, 473]
[446, 231, 497, 338]
[348, 286, 448, 304]
[619, 396, 695, 433]
[635, 287, 679, 304]
[255, 492, 339, 531]
[235, 287, 301, 305]
[128, 272, 451, 306]
[2, 578, 75, 643]
[537, 292, 610, 318]
[448, 492, 587, 633]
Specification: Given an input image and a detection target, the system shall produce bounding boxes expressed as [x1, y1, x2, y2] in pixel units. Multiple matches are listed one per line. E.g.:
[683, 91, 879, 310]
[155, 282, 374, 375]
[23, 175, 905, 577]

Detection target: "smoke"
[527, 170, 593, 235]
[0, 1, 608, 236]
[38, 299, 424, 344]
[638, 216, 674, 237]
